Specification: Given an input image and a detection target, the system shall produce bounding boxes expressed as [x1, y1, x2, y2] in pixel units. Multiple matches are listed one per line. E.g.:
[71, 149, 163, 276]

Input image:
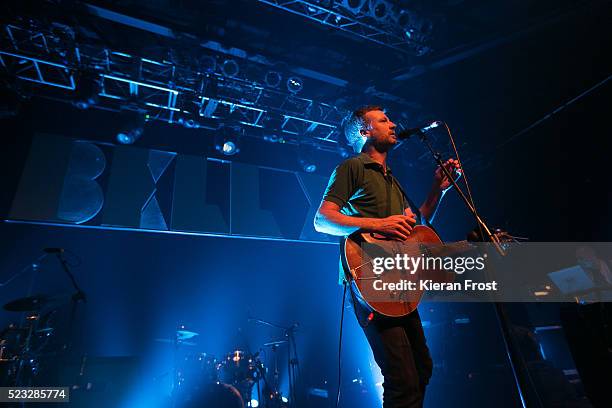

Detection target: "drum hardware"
[249, 316, 300, 407]
[1, 248, 87, 387]
[168, 317, 302, 408]
[0, 311, 58, 387]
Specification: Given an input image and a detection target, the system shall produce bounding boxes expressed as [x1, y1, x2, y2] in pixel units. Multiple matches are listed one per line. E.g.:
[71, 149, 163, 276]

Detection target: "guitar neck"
[427, 240, 476, 258]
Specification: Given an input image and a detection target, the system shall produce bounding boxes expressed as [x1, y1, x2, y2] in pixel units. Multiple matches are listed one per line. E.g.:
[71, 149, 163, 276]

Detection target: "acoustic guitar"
[340, 225, 508, 317]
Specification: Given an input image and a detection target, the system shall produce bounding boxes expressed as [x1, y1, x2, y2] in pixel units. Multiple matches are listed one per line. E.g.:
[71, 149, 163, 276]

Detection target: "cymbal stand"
[52, 252, 86, 352]
[249, 317, 300, 407]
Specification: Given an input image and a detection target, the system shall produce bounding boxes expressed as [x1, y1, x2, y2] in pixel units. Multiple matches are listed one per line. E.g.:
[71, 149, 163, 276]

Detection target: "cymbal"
[3, 294, 70, 312]
[176, 329, 199, 340]
[263, 340, 287, 347]
[154, 338, 196, 346]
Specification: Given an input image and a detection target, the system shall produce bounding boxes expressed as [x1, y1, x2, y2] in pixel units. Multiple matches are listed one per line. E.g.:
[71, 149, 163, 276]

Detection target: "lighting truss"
[0, 21, 350, 152]
[0, 25, 75, 90]
[255, 0, 424, 54]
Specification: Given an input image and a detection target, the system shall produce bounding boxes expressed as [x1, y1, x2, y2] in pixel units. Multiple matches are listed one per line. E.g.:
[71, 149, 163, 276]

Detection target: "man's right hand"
[370, 214, 417, 241]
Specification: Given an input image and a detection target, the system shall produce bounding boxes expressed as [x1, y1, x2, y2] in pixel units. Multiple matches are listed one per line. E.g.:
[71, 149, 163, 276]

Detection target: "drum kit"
[0, 293, 68, 387]
[1, 249, 86, 388]
[1, 250, 298, 407]
[165, 324, 293, 408]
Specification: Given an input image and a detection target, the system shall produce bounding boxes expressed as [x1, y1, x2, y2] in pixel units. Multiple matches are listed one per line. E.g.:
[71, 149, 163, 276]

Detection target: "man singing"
[314, 106, 460, 408]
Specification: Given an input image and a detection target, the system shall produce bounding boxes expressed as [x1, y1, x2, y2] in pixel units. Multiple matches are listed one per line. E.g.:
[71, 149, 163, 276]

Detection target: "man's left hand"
[433, 158, 461, 191]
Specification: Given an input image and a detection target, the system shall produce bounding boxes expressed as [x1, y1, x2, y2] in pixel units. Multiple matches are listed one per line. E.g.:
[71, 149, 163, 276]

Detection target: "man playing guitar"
[314, 105, 460, 408]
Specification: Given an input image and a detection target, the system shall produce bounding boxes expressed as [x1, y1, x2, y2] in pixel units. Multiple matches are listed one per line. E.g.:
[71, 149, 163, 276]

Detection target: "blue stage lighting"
[304, 163, 317, 173]
[250, 399, 259, 407]
[299, 159, 317, 173]
[286, 76, 303, 93]
[219, 140, 238, 156]
[116, 127, 143, 144]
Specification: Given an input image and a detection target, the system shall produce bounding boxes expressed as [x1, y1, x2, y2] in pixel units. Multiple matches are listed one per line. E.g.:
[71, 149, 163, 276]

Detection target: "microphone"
[396, 121, 443, 140]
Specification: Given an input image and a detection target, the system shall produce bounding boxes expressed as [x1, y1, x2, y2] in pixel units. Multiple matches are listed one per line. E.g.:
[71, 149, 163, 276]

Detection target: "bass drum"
[179, 382, 244, 408]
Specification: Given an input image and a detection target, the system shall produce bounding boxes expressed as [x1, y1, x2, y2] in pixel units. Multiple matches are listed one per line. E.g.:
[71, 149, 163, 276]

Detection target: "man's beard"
[369, 137, 395, 153]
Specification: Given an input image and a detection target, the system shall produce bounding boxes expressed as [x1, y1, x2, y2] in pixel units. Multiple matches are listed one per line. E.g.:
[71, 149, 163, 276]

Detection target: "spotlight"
[198, 55, 216, 73]
[264, 71, 282, 88]
[300, 160, 317, 173]
[286, 76, 303, 94]
[221, 140, 238, 155]
[116, 110, 146, 144]
[397, 10, 412, 29]
[215, 129, 241, 156]
[368, 0, 391, 22]
[299, 146, 319, 172]
[250, 399, 259, 408]
[72, 72, 100, 110]
[338, 147, 351, 158]
[298, 148, 318, 173]
[178, 117, 200, 129]
[341, 0, 367, 14]
[221, 59, 239, 77]
[116, 127, 143, 144]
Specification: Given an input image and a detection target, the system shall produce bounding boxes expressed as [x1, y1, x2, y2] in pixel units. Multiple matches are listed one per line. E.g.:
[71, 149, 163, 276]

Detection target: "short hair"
[344, 105, 384, 153]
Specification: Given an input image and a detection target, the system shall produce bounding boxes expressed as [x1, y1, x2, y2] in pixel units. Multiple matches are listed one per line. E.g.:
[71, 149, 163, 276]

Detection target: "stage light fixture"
[72, 72, 100, 110]
[264, 71, 282, 88]
[221, 59, 239, 77]
[221, 140, 238, 155]
[116, 127, 143, 145]
[368, 0, 391, 22]
[300, 160, 317, 173]
[397, 10, 412, 29]
[298, 148, 318, 173]
[286, 76, 303, 94]
[215, 129, 241, 156]
[116, 110, 146, 144]
[338, 147, 351, 158]
[341, 0, 367, 14]
[198, 55, 216, 73]
[178, 117, 199, 129]
[250, 399, 259, 408]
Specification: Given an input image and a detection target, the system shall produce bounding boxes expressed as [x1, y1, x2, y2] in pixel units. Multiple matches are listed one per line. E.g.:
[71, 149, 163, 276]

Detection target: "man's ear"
[359, 128, 369, 137]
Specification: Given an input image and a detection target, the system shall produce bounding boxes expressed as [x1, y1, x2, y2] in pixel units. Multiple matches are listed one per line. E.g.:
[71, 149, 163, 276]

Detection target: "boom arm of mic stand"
[417, 132, 506, 256]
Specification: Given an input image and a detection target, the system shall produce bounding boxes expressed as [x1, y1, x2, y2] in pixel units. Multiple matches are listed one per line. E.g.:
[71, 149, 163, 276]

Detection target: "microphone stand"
[416, 129, 542, 408]
[416, 131, 506, 256]
[54, 252, 87, 352]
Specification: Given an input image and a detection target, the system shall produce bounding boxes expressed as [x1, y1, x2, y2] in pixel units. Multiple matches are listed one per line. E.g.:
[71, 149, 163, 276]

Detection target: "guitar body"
[341, 225, 453, 317]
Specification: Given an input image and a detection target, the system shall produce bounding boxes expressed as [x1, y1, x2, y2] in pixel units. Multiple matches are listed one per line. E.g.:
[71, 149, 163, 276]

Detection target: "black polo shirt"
[323, 153, 422, 285]
[323, 153, 409, 219]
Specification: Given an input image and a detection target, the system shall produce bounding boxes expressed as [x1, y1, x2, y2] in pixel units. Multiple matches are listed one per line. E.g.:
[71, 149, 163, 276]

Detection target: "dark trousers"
[353, 297, 433, 408]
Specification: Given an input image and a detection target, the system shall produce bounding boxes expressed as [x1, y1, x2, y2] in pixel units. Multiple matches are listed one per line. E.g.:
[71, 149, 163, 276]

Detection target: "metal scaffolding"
[0, 20, 350, 153]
